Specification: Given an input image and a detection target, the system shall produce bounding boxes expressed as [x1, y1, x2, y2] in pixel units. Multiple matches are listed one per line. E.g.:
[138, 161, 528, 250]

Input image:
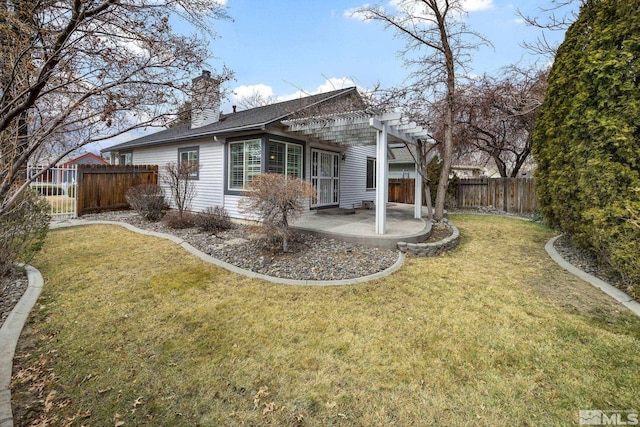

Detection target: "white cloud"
[346, 0, 493, 21]
[280, 77, 359, 101]
[227, 78, 359, 111]
[344, 4, 380, 22]
[513, 17, 525, 25]
[462, 0, 493, 13]
[231, 84, 275, 104]
[315, 77, 357, 93]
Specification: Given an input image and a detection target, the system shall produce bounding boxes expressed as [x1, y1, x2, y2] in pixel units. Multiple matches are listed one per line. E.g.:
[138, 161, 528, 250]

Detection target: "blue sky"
[209, 0, 576, 108]
[98, 0, 577, 151]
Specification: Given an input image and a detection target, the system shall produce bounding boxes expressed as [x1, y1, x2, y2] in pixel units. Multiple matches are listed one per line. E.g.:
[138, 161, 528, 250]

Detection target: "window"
[178, 146, 199, 179]
[366, 157, 376, 189]
[118, 152, 132, 165]
[229, 139, 261, 190]
[267, 140, 302, 178]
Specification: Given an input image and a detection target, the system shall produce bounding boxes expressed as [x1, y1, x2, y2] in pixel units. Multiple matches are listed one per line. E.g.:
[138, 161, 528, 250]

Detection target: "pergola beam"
[285, 110, 430, 236]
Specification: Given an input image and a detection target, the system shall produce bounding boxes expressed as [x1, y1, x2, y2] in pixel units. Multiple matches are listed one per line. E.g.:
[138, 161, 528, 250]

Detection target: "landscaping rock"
[81, 211, 399, 281]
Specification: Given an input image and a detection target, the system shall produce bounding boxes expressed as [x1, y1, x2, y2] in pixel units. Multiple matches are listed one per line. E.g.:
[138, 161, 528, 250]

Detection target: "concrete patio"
[292, 203, 433, 249]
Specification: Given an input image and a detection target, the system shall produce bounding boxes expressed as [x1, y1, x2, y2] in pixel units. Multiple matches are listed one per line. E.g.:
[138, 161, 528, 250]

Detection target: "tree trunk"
[433, 4, 455, 222]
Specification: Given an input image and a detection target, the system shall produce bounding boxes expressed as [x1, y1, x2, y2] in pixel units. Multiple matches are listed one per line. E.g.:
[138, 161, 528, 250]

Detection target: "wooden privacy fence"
[388, 178, 427, 205]
[456, 178, 538, 214]
[76, 165, 158, 216]
[388, 177, 538, 214]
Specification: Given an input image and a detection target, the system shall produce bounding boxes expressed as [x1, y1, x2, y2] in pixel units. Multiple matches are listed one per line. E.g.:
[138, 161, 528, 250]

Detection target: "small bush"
[530, 209, 546, 225]
[0, 188, 50, 276]
[239, 173, 315, 253]
[163, 210, 196, 229]
[197, 206, 232, 233]
[125, 184, 166, 221]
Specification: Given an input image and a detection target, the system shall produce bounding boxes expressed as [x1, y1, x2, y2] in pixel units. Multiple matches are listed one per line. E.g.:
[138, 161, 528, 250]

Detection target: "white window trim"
[268, 139, 303, 179]
[228, 139, 261, 191]
[366, 157, 377, 190]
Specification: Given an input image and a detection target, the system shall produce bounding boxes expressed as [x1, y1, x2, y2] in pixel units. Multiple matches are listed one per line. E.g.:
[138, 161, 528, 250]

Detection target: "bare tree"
[239, 173, 315, 253]
[439, 66, 548, 177]
[0, 0, 233, 218]
[236, 88, 277, 110]
[352, 0, 490, 220]
[163, 162, 199, 218]
[516, 0, 585, 58]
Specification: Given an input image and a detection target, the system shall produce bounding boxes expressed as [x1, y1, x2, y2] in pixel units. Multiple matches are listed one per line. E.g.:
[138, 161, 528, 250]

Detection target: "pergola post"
[414, 163, 422, 219]
[375, 124, 388, 235]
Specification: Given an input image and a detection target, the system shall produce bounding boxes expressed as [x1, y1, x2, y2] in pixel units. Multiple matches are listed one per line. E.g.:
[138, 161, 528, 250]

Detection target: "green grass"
[11, 215, 640, 426]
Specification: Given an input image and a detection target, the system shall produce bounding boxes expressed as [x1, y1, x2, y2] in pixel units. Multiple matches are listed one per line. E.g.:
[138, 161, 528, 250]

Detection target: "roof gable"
[103, 87, 362, 152]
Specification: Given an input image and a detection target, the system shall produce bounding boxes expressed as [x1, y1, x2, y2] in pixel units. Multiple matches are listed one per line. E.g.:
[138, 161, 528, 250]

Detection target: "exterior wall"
[124, 133, 382, 219]
[131, 139, 224, 213]
[338, 145, 377, 209]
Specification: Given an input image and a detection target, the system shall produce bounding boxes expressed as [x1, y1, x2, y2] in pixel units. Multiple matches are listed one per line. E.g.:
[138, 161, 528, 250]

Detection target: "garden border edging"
[50, 220, 406, 286]
[545, 236, 640, 318]
[0, 265, 43, 427]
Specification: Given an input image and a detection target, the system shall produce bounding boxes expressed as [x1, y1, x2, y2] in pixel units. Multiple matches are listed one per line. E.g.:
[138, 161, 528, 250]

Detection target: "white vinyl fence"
[27, 164, 78, 218]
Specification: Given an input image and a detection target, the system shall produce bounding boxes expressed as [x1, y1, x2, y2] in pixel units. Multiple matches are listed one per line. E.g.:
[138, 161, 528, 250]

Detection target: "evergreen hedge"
[533, 0, 640, 293]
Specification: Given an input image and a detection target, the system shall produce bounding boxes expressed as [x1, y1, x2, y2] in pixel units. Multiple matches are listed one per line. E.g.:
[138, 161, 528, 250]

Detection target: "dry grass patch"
[10, 216, 640, 426]
[44, 195, 75, 214]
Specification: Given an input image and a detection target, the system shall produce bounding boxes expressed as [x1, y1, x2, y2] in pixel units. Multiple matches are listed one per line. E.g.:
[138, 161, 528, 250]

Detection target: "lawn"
[11, 215, 640, 426]
[44, 195, 76, 215]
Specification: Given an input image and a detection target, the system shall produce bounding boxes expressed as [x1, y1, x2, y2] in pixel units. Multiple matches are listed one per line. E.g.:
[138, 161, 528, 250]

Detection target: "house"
[34, 152, 108, 185]
[61, 152, 109, 167]
[451, 165, 485, 179]
[101, 71, 431, 235]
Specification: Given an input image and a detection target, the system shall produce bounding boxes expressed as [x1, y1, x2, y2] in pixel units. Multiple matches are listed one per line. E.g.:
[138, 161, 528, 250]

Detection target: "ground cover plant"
[11, 215, 640, 426]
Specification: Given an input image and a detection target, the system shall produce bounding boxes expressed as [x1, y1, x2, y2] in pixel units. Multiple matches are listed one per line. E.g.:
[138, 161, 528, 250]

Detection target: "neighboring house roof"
[389, 146, 416, 163]
[102, 87, 360, 153]
[62, 152, 109, 166]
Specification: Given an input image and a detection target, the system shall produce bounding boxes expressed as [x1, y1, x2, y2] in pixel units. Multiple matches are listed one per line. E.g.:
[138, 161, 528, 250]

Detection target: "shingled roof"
[103, 87, 360, 152]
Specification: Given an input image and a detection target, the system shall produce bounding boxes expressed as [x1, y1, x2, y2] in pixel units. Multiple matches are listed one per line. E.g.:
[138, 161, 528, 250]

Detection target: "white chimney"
[191, 70, 221, 129]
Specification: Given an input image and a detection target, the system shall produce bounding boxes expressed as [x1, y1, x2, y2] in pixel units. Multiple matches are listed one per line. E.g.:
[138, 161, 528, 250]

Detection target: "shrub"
[533, 0, 640, 287]
[125, 184, 166, 221]
[197, 206, 232, 233]
[0, 188, 50, 276]
[163, 210, 196, 229]
[162, 161, 199, 217]
[239, 173, 315, 252]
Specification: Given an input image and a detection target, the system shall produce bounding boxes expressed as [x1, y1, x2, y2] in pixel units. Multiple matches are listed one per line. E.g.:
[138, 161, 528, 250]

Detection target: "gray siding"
[339, 145, 377, 209]
[132, 139, 224, 213]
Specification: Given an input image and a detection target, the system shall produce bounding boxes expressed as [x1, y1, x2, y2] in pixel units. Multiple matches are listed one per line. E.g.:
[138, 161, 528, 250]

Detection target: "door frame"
[310, 148, 340, 208]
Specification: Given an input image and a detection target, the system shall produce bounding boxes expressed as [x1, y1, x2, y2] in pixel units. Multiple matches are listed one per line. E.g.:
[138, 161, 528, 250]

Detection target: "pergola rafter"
[283, 109, 433, 235]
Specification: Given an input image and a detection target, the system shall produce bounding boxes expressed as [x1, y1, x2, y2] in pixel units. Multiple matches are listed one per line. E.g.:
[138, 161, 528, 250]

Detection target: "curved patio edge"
[0, 265, 43, 427]
[293, 218, 432, 250]
[397, 220, 460, 256]
[545, 236, 640, 318]
[50, 220, 406, 286]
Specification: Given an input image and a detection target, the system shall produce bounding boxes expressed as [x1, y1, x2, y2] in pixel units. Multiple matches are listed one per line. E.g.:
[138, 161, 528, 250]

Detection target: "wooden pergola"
[283, 111, 432, 235]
